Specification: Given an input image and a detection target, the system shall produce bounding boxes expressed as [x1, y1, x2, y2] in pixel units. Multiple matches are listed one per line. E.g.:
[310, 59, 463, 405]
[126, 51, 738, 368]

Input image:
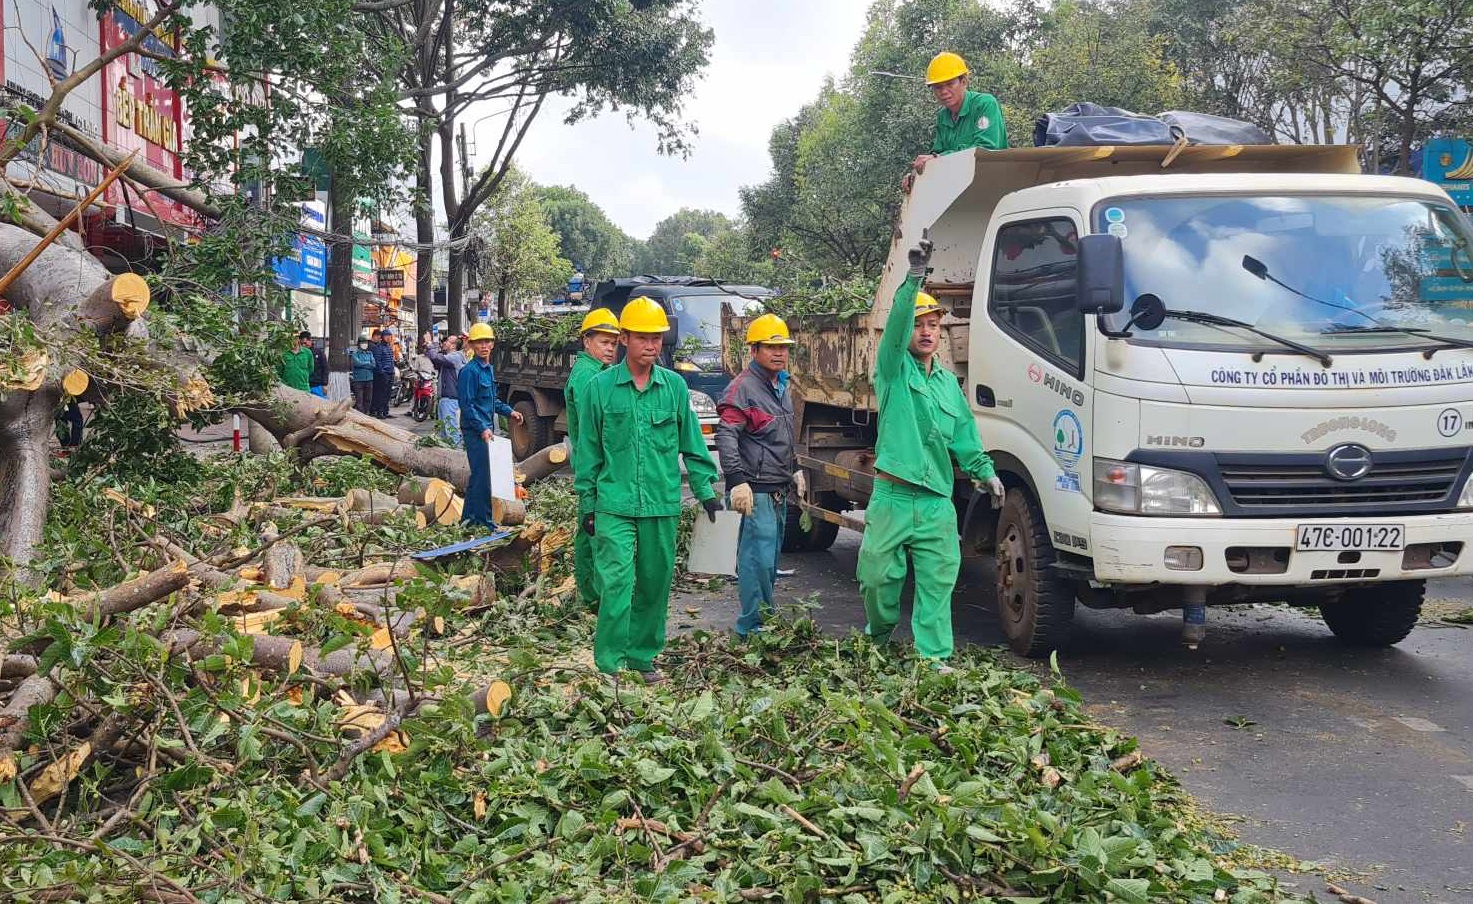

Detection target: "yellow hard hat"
[914, 291, 943, 317]
[619, 297, 670, 333]
[745, 313, 795, 345]
[580, 307, 620, 335]
[926, 52, 968, 86]
[467, 322, 496, 342]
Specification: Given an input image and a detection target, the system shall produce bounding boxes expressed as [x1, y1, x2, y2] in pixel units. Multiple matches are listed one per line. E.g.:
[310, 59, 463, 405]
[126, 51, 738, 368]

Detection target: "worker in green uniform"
[278, 331, 315, 392]
[575, 297, 722, 681]
[903, 51, 1006, 192]
[565, 307, 621, 609]
[856, 230, 1004, 665]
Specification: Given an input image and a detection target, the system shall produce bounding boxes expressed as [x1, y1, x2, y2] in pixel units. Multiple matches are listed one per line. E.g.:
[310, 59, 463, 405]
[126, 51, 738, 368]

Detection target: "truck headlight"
[1458, 473, 1473, 509]
[1093, 458, 1221, 516]
[688, 390, 718, 418]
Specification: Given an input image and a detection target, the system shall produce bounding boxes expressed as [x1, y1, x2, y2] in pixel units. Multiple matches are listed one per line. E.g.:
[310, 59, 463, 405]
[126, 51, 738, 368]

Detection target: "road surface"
[673, 533, 1473, 904]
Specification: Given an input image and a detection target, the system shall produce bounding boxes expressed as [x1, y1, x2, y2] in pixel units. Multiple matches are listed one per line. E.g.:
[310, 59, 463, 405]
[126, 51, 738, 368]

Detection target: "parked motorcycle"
[410, 370, 436, 422]
[391, 361, 413, 407]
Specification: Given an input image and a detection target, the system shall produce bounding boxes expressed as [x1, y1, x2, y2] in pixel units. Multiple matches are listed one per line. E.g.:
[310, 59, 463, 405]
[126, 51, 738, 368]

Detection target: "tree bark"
[415, 128, 437, 336]
[0, 386, 60, 585]
[327, 163, 357, 371]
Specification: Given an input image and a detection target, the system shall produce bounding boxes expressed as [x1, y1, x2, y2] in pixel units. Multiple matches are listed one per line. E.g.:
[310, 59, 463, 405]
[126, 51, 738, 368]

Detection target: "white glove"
[793, 469, 808, 500]
[729, 482, 754, 515]
[986, 476, 1005, 505]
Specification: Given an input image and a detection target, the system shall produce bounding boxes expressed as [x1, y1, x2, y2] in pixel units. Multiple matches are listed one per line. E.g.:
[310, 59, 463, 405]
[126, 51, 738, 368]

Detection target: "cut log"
[262, 540, 304, 591]
[451, 574, 495, 610]
[60, 368, 90, 396]
[340, 559, 417, 588]
[1, 654, 38, 679]
[304, 565, 343, 584]
[519, 439, 570, 484]
[77, 272, 150, 334]
[470, 680, 513, 717]
[344, 488, 401, 514]
[0, 673, 57, 756]
[274, 496, 344, 513]
[67, 560, 191, 624]
[492, 496, 527, 527]
[397, 476, 455, 509]
[354, 504, 416, 526]
[302, 645, 395, 680]
[163, 629, 305, 675]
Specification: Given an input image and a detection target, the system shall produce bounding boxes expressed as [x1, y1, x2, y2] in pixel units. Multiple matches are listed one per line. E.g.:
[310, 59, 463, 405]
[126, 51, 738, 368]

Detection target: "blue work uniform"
[457, 356, 514, 528]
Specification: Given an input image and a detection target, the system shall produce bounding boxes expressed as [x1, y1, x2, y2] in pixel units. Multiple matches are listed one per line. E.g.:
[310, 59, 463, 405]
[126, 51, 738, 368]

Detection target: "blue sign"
[1423, 137, 1473, 212]
[272, 234, 327, 292]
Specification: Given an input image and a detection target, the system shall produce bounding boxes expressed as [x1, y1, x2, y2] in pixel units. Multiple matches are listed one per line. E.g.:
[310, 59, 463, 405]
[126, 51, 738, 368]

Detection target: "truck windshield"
[670, 293, 768, 369]
[1096, 194, 1473, 351]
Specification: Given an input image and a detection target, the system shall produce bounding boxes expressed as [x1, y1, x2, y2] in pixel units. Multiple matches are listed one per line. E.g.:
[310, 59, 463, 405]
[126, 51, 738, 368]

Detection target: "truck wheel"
[1319, 581, 1424, 646]
[508, 401, 548, 459]
[782, 494, 840, 553]
[995, 488, 1075, 658]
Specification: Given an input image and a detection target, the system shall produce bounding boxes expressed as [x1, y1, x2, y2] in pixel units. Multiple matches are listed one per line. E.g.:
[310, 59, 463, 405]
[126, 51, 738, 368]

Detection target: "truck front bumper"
[1089, 511, 1473, 584]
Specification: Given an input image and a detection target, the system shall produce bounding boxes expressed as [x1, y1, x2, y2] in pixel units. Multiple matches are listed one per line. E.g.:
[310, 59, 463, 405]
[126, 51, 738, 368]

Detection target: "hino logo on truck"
[1145, 435, 1205, 448]
[1043, 371, 1084, 406]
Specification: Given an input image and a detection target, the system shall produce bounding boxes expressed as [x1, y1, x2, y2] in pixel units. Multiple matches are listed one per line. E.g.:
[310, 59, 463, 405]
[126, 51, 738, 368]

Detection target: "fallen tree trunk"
[163, 630, 305, 675]
[518, 440, 570, 483]
[0, 673, 58, 765]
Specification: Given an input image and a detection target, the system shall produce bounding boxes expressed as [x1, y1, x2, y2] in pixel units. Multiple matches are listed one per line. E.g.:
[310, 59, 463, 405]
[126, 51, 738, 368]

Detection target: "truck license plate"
[1295, 524, 1405, 552]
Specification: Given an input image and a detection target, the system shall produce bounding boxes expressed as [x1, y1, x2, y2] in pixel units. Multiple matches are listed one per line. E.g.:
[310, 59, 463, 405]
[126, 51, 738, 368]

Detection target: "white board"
[685, 510, 742, 577]
[488, 435, 516, 502]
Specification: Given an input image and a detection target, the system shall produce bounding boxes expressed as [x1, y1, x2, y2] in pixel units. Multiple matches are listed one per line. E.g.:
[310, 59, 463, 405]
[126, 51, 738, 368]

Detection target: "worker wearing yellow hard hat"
[717, 312, 799, 637]
[574, 297, 721, 680]
[458, 320, 523, 529]
[904, 51, 1007, 193]
[857, 230, 1004, 666]
[564, 307, 622, 608]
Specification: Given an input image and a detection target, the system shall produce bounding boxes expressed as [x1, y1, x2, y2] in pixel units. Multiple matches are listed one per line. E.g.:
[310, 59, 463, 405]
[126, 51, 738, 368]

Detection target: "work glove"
[581, 513, 596, 537]
[793, 469, 807, 500]
[986, 476, 1006, 506]
[907, 227, 933, 279]
[701, 497, 723, 522]
[729, 483, 754, 516]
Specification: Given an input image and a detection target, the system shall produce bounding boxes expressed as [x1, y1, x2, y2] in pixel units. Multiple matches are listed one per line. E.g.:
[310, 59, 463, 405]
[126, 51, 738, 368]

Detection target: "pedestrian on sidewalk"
[459, 322, 522, 529]
[370, 328, 395, 417]
[716, 313, 800, 638]
[278, 331, 315, 392]
[574, 298, 722, 681]
[425, 333, 467, 446]
[308, 335, 330, 399]
[565, 307, 621, 608]
[350, 333, 376, 413]
[856, 230, 1003, 667]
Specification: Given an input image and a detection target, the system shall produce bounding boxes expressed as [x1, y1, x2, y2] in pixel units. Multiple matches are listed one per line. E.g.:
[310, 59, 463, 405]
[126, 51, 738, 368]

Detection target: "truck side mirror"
[1076, 234, 1125, 315]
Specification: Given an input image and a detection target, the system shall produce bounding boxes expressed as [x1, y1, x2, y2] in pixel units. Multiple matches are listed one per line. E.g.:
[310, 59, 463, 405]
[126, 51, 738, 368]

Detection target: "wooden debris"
[61, 368, 90, 396]
[1326, 884, 1377, 904]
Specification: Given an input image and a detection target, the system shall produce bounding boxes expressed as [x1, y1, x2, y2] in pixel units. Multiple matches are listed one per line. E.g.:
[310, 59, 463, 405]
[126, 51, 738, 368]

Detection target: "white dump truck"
[732, 143, 1473, 656]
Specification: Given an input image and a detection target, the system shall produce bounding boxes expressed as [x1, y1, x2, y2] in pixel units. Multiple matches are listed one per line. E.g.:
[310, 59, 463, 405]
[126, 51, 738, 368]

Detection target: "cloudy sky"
[466, 0, 872, 240]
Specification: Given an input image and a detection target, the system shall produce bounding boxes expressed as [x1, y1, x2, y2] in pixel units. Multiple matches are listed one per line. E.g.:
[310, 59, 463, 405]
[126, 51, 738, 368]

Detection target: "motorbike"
[391, 360, 413, 407]
[410, 370, 436, 422]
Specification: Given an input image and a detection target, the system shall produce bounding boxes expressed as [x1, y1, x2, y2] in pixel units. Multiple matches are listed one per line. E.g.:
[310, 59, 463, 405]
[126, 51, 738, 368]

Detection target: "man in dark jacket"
[715, 313, 800, 638]
[308, 335, 330, 398]
[370, 328, 396, 417]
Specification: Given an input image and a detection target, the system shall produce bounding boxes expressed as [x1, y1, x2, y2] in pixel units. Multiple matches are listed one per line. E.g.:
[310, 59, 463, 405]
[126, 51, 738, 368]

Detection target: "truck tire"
[995, 488, 1075, 658]
[1319, 581, 1424, 647]
[782, 494, 840, 553]
[509, 400, 549, 460]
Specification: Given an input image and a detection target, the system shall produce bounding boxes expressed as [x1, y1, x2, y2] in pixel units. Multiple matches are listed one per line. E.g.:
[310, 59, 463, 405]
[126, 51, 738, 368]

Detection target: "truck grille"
[1217, 450, 1465, 511]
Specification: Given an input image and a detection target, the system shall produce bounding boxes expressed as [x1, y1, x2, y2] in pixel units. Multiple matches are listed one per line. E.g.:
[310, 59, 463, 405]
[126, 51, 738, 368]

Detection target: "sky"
[465, 0, 872, 240]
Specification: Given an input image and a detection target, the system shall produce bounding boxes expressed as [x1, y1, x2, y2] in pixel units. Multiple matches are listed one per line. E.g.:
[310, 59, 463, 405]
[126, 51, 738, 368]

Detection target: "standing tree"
[362, 0, 712, 333]
[633, 209, 734, 275]
[537, 184, 636, 281]
[473, 169, 574, 318]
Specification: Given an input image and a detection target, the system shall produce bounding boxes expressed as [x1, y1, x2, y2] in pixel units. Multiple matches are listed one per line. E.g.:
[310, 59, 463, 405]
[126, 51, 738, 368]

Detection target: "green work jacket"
[279, 347, 314, 391]
[574, 361, 719, 517]
[564, 351, 606, 451]
[932, 91, 1006, 155]
[871, 275, 996, 495]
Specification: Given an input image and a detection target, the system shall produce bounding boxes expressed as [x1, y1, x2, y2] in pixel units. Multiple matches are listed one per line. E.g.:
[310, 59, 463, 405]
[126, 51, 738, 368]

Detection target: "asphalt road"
[672, 533, 1473, 904]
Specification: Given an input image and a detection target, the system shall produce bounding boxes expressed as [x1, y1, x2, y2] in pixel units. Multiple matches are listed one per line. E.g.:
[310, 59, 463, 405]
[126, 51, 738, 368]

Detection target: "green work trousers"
[592, 512, 678, 673]
[573, 527, 598, 608]
[856, 480, 962, 659]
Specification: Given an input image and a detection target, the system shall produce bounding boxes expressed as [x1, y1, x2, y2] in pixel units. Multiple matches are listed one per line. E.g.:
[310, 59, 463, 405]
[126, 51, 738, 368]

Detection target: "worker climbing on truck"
[575, 298, 722, 681]
[858, 230, 1004, 667]
[903, 51, 1007, 193]
[716, 313, 801, 638]
[565, 307, 621, 609]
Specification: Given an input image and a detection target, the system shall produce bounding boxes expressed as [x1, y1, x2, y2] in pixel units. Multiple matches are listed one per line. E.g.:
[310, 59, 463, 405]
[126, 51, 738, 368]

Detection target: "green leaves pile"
[4, 457, 1307, 902]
